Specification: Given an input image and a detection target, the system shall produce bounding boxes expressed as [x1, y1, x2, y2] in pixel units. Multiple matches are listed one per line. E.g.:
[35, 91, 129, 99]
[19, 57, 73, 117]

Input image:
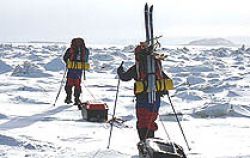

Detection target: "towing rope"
[81, 81, 98, 102]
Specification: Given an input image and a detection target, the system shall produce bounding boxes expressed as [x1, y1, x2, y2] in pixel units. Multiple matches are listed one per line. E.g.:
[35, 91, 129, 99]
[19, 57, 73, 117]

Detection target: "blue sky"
[0, 0, 249, 45]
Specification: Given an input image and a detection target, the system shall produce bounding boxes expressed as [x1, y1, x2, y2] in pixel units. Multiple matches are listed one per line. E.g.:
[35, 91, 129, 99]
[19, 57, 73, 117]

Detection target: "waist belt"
[67, 60, 90, 70]
[134, 78, 174, 95]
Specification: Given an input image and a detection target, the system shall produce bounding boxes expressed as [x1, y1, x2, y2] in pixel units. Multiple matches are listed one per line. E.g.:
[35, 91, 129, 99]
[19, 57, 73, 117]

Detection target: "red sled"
[79, 101, 109, 122]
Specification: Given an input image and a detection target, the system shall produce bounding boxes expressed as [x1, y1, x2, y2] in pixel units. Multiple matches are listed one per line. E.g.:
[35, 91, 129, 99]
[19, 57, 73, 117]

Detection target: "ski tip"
[145, 3, 148, 10]
[150, 5, 153, 11]
[121, 61, 124, 65]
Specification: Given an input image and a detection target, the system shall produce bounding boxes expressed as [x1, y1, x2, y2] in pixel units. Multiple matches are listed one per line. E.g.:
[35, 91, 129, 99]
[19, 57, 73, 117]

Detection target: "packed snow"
[0, 42, 250, 158]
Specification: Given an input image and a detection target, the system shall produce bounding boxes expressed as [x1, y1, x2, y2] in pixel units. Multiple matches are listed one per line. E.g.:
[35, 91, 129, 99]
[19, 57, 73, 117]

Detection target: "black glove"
[117, 61, 124, 75]
[117, 65, 124, 75]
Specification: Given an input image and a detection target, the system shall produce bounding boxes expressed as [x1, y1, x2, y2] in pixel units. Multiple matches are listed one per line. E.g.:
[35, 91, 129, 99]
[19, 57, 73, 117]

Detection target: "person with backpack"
[117, 42, 172, 141]
[63, 37, 90, 105]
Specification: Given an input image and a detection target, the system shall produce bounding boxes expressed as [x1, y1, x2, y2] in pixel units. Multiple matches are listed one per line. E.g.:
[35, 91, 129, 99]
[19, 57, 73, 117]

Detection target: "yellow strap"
[165, 79, 174, 90]
[134, 81, 144, 94]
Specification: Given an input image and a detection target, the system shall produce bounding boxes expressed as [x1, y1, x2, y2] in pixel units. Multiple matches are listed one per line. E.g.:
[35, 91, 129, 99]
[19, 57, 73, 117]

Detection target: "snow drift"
[0, 60, 12, 74]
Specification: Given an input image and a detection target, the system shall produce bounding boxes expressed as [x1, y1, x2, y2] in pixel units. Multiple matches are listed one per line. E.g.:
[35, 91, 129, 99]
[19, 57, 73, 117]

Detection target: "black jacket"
[117, 65, 169, 81]
[117, 65, 137, 81]
[63, 48, 71, 63]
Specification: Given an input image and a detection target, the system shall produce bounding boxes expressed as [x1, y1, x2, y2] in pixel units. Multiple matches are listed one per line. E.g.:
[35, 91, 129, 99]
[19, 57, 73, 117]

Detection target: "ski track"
[0, 105, 71, 130]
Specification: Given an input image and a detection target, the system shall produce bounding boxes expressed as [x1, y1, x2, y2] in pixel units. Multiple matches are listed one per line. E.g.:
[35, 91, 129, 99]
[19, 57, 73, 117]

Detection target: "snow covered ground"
[0, 42, 250, 158]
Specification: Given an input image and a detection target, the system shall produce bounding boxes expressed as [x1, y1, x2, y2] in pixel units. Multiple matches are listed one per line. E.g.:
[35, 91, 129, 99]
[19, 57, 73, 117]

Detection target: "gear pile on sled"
[138, 138, 186, 158]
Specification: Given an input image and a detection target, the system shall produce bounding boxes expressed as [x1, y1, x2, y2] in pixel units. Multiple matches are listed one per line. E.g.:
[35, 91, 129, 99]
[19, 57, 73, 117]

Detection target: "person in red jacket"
[63, 38, 90, 105]
[117, 42, 170, 141]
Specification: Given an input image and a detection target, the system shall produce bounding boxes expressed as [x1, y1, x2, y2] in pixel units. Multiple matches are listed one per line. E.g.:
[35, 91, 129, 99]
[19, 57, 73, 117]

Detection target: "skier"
[117, 42, 170, 141]
[63, 37, 90, 105]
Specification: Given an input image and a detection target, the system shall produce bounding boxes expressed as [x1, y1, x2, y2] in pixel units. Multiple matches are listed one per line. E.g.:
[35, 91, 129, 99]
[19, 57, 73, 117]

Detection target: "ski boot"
[73, 89, 81, 106]
[64, 96, 73, 104]
[137, 140, 148, 158]
[65, 86, 73, 104]
[74, 97, 81, 105]
[146, 130, 154, 139]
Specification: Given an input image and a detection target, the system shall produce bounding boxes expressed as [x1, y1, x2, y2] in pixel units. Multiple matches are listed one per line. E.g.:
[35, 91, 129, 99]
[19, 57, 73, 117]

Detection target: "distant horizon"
[1, 35, 249, 47]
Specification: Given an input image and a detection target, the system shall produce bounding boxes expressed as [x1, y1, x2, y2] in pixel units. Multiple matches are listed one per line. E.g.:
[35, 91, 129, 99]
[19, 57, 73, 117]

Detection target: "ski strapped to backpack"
[146, 3, 156, 104]
[134, 4, 174, 99]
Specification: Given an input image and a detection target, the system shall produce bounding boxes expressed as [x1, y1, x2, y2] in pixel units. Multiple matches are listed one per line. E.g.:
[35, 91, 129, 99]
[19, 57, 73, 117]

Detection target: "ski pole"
[53, 68, 67, 106]
[166, 92, 191, 151]
[83, 66, 86, 80]
[159, 116, 178, 154]
[107, 61, 123, 149]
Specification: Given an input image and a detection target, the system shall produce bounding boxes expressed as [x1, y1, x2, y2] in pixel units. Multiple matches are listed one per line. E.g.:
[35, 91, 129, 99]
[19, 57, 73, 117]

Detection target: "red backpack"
[66, 38, 90, 70]
[69, 38, 87, 62]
